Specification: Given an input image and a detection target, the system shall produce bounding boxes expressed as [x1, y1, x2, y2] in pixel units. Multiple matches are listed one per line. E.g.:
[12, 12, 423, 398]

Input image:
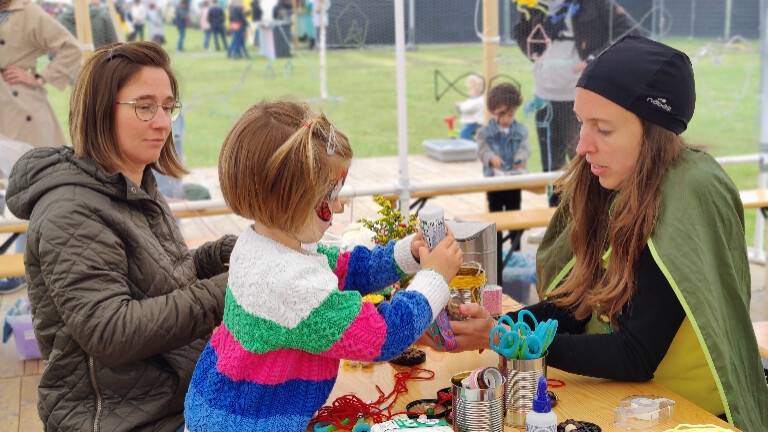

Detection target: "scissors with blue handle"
[490, 315, 522, 358]
[490, 311, 557, 359]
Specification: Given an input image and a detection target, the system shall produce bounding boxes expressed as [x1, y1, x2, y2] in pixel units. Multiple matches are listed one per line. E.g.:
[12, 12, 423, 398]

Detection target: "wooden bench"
[0, 236, 227, 280]
[456, 207, 556, 231]
[384, 178, 553, 212]
[753, 321, 768, 361]
[740, 189, 768, 212]
[455, 189, 768, 234]
[0, 253, 23, 279]
[456, 207, 557, 268]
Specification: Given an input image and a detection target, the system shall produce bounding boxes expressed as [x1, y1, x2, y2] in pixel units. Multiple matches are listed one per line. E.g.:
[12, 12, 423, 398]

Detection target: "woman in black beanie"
[424, 35, 768, 431]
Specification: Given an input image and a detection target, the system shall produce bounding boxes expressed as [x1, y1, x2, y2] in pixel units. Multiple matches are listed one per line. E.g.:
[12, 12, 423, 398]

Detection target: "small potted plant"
[355, 196, 419, 296]
[357, 195, 419, 246]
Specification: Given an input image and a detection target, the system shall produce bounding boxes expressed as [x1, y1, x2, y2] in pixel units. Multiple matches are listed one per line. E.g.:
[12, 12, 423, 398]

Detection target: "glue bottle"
[525, 376, 557, 432]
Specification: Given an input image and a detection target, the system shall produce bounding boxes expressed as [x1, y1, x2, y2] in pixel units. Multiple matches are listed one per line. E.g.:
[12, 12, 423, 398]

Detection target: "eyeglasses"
[116, 98, 182, 122]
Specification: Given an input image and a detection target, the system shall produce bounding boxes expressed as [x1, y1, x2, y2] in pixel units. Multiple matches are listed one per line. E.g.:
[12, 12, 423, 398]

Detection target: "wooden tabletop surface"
[322, 348, 738, 432]
[316, 295, 737, 431]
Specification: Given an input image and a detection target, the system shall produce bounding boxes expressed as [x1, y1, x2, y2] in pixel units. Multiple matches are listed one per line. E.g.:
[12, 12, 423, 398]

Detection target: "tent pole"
[482, 0, 499, 122]
[394, 0, 411, 213]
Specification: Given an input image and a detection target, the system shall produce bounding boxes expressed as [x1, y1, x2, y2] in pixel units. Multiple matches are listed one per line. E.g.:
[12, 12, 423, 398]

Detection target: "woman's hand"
[2, 65, 40, 88]
[573, 60, 588, 73]
[416, 303, 497, 353]
[449, 303, 497, 351]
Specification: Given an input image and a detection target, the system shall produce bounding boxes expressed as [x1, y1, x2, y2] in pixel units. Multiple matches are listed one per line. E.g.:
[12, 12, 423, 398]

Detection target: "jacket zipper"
[88, 355, 102, 432]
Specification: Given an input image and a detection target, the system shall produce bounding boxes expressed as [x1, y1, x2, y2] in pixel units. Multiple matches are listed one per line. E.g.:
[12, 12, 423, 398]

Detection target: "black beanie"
[576, 35, 695, 135]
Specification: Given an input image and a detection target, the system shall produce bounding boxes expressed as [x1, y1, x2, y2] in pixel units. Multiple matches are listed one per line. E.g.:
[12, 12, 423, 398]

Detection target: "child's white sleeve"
[393, 233, 420, 274]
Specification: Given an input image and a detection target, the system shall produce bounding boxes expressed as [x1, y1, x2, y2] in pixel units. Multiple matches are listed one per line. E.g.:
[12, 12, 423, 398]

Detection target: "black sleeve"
[513, 9, 546, 61]
[528, 247, 686, 382]
[506, 299, 589, 336]
[606, 0, 642, 41]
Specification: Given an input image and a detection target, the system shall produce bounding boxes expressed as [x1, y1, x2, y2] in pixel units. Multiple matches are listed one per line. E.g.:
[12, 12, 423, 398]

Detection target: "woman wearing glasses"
[6, 42, 234, 432]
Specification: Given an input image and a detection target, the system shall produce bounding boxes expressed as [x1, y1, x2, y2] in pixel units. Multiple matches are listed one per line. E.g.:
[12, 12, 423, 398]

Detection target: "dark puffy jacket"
[57, 4, 118, 49]
[514, 0, 641, 62]
[207, 5, 224, 27]
[7, 146, 234, 432]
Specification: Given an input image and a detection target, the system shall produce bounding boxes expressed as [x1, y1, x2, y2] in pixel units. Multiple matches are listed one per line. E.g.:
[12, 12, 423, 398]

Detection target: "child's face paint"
[315, 169, 348, 223]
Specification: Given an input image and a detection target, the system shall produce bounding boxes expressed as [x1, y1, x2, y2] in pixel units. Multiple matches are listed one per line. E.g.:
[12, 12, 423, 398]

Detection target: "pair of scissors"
[490, 311, 556, 359]
[516, 310, 558, 355]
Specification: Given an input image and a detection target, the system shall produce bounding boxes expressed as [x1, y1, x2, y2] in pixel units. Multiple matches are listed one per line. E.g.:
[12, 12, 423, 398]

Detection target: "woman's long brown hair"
[548, 120, 686, 324]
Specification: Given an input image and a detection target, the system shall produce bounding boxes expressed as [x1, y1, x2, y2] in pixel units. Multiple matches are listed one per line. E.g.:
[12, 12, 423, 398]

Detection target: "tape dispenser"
[614, 395, 674, 429]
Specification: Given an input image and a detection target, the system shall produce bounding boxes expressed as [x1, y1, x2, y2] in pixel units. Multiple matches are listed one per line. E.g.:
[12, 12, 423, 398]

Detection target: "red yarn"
[310, 367, 436, 430]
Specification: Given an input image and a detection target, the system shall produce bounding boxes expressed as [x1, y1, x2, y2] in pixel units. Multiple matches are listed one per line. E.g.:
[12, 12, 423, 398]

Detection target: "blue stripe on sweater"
[343, 241, 403, 295]
[373, 290, 434, 361]
[185, 344, 335, 431]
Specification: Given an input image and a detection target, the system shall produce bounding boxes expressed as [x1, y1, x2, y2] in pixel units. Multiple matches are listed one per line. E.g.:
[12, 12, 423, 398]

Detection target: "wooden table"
[323, 349, 738, 432]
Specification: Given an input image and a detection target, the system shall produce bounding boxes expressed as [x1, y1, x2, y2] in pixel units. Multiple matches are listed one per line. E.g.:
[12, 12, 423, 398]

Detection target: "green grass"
[45, 30, 764, 237]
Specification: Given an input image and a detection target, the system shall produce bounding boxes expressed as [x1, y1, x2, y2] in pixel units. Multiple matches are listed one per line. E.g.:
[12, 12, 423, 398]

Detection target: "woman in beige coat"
[0, 0, 82, 150]
[0, 0, 82, 293]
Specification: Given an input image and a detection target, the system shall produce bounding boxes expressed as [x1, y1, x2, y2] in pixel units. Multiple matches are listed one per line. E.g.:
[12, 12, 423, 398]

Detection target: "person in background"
[295, 0, 314, 49]
[272, 0, 291, 20]
[227, 0, 249, 59]
[153, 112, 185, 201]
[423, 36, 768, 431]
[250, 0, 261, 47]
[0, 0, 82, 294]
[130, 0, 147, 40]
[455, 73, 485, 141]
[183, 99, 463, 431]
[58, 0, 118, 49]
[475, 82, 530, 284]
[6, 41, 235, 431]
[199, 0, 211, 50]
[311, 0, 330, 48]
[207, 0, 227, 52]
[147, 1, 165, 45]
[513, 0, 639, 208]
[174, 0, 189, 51]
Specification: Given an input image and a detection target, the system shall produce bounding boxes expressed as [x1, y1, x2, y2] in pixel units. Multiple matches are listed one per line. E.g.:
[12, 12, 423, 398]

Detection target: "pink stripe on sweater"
[333, 251, 351, 290]
[211, 325, 340, 384]
[322, 301, 387, 361]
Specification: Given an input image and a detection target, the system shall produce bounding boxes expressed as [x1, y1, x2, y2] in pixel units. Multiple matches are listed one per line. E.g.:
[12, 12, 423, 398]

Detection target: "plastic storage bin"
[3, 296, 42, 360]
[501, 252, 537, 305]
[422, 139, 478, 162]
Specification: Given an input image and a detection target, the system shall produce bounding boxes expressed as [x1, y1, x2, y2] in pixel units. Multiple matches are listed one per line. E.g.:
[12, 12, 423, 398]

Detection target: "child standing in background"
[455, 73, 485, 140]
[476, 83, 531, 281]
[184, 100, 463, 431]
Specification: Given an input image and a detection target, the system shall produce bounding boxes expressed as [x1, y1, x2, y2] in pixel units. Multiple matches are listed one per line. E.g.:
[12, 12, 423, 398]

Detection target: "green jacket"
[7, 146, 234, 431]
[537, 148, 768, 431]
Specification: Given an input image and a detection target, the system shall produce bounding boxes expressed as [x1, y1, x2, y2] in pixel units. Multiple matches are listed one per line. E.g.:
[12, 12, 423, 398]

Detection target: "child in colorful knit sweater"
[184, 100, 464, 431]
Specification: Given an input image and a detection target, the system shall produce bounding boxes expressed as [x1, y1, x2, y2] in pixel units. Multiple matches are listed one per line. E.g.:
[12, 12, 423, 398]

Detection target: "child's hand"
[490, 156, 504, 170]
[419, 228, 463, 283]
[410, 230, 427, 263]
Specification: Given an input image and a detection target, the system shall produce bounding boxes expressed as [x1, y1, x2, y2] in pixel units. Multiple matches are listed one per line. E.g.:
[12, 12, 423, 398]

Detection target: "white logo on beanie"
[647, 97, 672, 112]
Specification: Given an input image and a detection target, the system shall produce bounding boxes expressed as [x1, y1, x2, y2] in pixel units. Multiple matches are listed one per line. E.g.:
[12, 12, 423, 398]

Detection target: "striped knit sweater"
[184, 227, 450, 431]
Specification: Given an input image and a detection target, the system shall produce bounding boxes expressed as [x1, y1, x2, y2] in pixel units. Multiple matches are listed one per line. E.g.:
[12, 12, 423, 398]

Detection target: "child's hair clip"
[326, 124, 338, 155]
[316, 123, 339, 156]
